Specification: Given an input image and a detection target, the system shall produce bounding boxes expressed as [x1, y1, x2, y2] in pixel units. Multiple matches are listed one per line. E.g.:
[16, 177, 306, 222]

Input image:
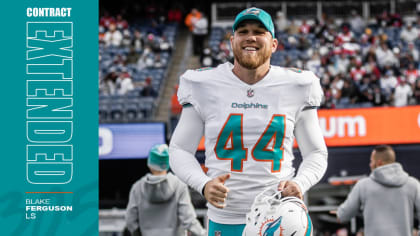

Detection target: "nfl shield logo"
[247, 88, 254, 97]
[215, 231, 221, 236]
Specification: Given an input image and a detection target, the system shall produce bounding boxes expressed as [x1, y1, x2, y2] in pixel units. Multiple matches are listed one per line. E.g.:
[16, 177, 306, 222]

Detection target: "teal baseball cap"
[232, 7, 275, 38]
[147, 144, 169, 171]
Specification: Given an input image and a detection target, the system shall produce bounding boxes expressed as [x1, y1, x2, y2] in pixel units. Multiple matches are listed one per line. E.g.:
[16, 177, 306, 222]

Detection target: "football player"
[169, 7, 327, 235]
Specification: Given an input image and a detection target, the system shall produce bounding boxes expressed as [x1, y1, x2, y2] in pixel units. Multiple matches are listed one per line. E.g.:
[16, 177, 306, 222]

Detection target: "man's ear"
[230, 35, 234, 48]
[272, 38, 278, 53]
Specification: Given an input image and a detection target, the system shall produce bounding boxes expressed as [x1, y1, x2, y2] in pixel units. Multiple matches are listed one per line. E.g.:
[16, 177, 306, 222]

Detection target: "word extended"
[26, 22, 74, 184]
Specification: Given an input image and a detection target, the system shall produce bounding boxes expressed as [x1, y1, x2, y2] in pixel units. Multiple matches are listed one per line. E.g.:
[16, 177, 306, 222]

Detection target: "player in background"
[169, 7, 328, 235]
[125, 144, 206, 236]
[335, 145, 420, 236]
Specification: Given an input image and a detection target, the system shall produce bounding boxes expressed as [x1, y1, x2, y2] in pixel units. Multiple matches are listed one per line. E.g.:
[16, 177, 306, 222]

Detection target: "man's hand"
[203, 173, 230, 208]
[278, 180, 303, 199]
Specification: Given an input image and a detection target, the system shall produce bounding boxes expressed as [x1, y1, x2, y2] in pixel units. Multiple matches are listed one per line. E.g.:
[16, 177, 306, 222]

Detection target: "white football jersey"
[177, 62, 323, 224]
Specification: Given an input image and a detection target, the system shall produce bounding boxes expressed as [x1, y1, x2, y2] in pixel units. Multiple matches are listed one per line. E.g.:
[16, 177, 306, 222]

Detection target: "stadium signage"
[26, 22, 74, 184]
[316, 106, 420, 146]
[319, 115, 366, 138]
[99, 123, 166, 159]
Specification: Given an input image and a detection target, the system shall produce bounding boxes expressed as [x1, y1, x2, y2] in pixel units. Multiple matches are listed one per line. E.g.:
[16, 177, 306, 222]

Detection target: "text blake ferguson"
[27, 8, 72, 17]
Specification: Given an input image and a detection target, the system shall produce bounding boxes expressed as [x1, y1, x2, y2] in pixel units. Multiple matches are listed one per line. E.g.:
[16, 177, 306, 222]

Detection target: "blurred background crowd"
[98, 0, 420, 126]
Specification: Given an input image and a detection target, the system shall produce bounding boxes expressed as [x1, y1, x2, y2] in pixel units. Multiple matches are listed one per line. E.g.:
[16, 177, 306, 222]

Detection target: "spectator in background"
[275, 11, 289, 33]
[115, 14, 128, 30]
[357, 79, 373, 105]
[306, 52, 322, 75]
[413, 79, 420, 104]
[393, 78, 412, 107]
[407, 42, 420, 62]
[371, 85, 386, 106]
[126, 144, 206, 236]
[340, 79, 358, 105]
[322, 84, 335, 109]
[297, 35, 311, 51]
[216, 32, 233, 63]
[299, 19, 311, 34]
[121, 29, 132, 47]
[350, 60, 366, 83]
[330, 75, 344, 104]
[185, 8, 202, 32]
[335, 53, 350, 75]
[100, 11, 115, 30]
[104, 23, 123, 47]
[405, 63, 420, 85]
[153, 53, 167, 68]
[145, 33, 161, 52]
[311, 18, 327, 39]
[322, 26, 337, 44]
[375, 42, 398, 68]
[148, 20, 163, 37]
[101, 69, 118, 95]
[168, 6, 182, 23]
[192, 13, 208, 55]
[287, 19, 300, 35]
[113, 53, 126, 67]
[337, 24, 354, 45]
[400, 22, 419, 44]
[336, 145, 420, 236]
[141, 77, 157, 97]
[136, 46, 155, 70]
[132, 30, 144, 51]
[358, 75, 372, 93]
[116, 71, 134, 95]
[159, 36, 172, 51]
[99, 26, 106, 44]
[360, 29, 374, 55]
[349, 10, 365, 35]
[126, 47, 140, 64]
[380, 70, 398, 103]
[364, 56, 381, 80]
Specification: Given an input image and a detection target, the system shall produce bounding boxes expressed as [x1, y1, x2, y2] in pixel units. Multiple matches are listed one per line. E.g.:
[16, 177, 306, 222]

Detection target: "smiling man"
[169, 7, 328, 235]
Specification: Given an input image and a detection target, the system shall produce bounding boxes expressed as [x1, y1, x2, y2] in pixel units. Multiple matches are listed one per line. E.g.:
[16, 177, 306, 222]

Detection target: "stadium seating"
[99, 21, 177, 123]
[207, 17, 420, 109]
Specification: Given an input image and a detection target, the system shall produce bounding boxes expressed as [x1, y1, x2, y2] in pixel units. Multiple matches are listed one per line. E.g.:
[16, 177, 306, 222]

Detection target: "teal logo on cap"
[244, 8, 260, 16]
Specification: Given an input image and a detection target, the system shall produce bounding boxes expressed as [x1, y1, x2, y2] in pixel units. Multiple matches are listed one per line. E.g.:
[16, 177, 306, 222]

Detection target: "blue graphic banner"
[0, 0, 98, 235]
[99, 123, 166, 160]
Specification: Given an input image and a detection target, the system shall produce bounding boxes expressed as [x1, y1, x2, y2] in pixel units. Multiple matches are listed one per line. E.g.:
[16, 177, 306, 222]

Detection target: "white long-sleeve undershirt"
[169, 107, 211, 194]
[169, 106, 328, 195]
[292, 107, 328, 193]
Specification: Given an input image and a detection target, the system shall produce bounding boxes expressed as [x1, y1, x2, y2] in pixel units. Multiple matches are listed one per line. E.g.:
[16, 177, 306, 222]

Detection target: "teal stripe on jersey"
[208, 220, 245, 236]
[305, 213, 313, 236]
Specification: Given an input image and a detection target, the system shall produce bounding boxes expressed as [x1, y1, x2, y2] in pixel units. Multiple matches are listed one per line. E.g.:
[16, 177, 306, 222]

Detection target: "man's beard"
[233, 45, 272, 69]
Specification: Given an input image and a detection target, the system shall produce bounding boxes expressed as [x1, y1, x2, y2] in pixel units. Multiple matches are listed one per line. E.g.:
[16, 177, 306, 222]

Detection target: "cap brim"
[233, 15, 271, 34]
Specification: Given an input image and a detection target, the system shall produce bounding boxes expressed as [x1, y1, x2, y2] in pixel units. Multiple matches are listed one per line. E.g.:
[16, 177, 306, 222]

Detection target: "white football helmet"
[242, 188, 312, 236]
